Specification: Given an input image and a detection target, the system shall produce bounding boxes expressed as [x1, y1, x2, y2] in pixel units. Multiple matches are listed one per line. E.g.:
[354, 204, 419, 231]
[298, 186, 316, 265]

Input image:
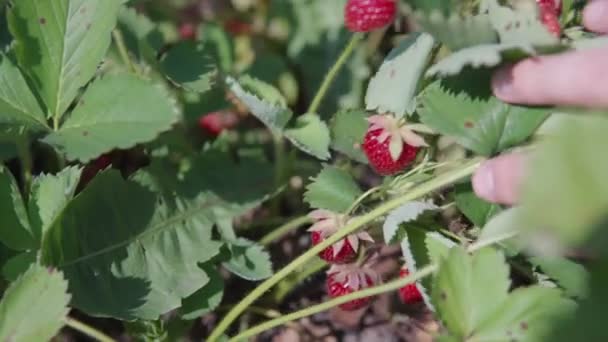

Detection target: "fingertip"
[473, 154, 527, 205]
[473, 162, 497, 203]
[584, 0, 608, 33]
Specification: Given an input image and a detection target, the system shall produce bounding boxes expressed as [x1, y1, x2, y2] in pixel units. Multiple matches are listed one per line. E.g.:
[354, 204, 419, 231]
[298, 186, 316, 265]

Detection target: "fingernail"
[473, 162, 496, 202]
[492, 67, 515, 100]
[584, 0, 608, 32]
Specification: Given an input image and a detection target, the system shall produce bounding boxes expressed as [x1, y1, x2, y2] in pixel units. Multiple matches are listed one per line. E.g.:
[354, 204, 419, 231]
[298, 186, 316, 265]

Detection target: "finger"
[584, 0, 608, 33]
[472, 153, 527, 205]
[492, 47, 608, 107]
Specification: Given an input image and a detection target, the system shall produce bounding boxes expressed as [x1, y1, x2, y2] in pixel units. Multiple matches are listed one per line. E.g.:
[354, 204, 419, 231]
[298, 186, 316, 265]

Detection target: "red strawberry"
[398, 268, 423, 304]
[326, 264, 381, 311]
[79, 153, 113, 187]
[308, 210, 374, 264]
[179, 23, 197, 40]
[362, 115, 429, 176]
[537, 0, 561, 36]
[345, 0, 397, 32]
[198, 111, 239, 136]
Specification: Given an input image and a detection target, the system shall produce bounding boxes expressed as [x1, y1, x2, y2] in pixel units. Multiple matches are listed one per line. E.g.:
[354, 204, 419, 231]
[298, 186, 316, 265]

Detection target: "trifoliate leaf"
[117, 6, 162, 63]
[1, 250, 36, 282]
[42, 74, 180, 162]
[223, 238, 273, 281]
[414, 11, 497, 51]
[0, 264, 70, 342]
[455, 182, 502, 227]
[330, 109, 368, 163]
[304, 165, 362, 213]
[418, 81, 549, 156]
[426, 43, 535, 77]
[477, 207, 525, 255]
[161, 41, 217, 93]
[285, 114, 331, 160]
[180, 264, 224, 320]
[365, 32, 435, 118]
[530, 257, 589, 299]
[227, 75, 292, 133]
[0, 166, 35, 251]
[383, 201, 438, 244]
[8, 0, 121, 119]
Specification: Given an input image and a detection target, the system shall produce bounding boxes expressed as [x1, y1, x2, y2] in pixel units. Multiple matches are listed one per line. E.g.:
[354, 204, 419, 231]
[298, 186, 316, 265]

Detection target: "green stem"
[64, 317, 116, 342]
[306, 33, 363, 115]
[206, 157, 484, 341]
[16, 137, 32, 198]
[271, 134, 287, 214]
[229, 265, 437, 341]
[260, 215, 312, 246]
[112, 29, 137, 74]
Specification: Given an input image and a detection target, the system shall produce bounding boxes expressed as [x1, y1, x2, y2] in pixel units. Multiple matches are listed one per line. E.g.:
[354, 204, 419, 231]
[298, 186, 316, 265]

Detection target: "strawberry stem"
[206, 157, 484, 341]
[65, 317, 116, 342]
[307, 33, 363, 115]
[259, 215, 312, 246]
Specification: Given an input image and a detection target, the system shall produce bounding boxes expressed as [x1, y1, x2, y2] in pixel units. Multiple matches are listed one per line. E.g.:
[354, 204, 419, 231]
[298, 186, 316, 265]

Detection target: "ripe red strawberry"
[398, 268, 423, 304]
[179, 23, 197, 40]
[308, 210, 374, 264]
[537, 0, 561, 36]
[326, 264, 381, 311]
[198, 111, 239, 136]
[362, 115, 429, 176]
[345, 0, 397, 32]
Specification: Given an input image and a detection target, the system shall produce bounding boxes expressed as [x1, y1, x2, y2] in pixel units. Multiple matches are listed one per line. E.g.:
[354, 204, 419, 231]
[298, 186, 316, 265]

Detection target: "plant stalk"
[206, 157, 484, 341]
[64, 317, 116, 342]
[307, 33, 363, 115]
[112, 29, 137, 74]
[260, 215, 312, 246]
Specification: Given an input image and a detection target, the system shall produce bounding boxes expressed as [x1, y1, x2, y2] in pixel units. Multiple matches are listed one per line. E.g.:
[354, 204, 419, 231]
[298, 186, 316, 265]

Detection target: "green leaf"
[383, 201, 438, 244]
[477, 207, 525, 255]
[530, 257, 589, 299]
[28, 166, 82, 242]
[226, 76, 292, 133]
[418, 81, 549, 156]
[455, 183, 501, 227]
[0, 166, 35, 251]
[365, 33, 435, 118]
[160, 41, 217, 93]
[2, 250, 36, 282]
[426, 43, 534, 77]
[0, 264, 70, 342]
[180, 264, 224, 320]
[414, 12, 497, 51]
[0, 54, 48, 135]
[199, 23, 234, 72]
[405, 0, 457, 16]
[117, 7, 162, 63]
[522, 116, 608, 246]
[304, 165, 362, 213]
[223, 238, 273, 281]
[330, 109, 368, 163]
[8, 0, 121, 119]
[473, 287, 575, 342]
[41, 171, 223, 320]
[42, 74, 180, 162]
[433, 247, 510, 338]
[285, 114, 331, 160]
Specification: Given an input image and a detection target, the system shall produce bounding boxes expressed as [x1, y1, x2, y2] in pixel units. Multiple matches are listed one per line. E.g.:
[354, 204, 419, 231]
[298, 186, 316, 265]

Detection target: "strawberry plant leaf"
[28, 166, 82, 242]
[404, 0, 458, 16]
[330, 109, 368, 163]
[530, 257, 589, 299]
[41, 171, 224, 320]
[42, 74, 179, 162]
[426, 43, 535, 78]
[413, 12, 497, 51]
[522, 115, 608, 246]
[432, 247, 510, 338]
[0, 166, 35, 251]
[418, 81, 549, 156]
[117, 7, 162, 64]
[180, 264, 224, 320]
[383, 201, 438, 244]
[226, 75, 292, 133]
[223, 238, 273, 281]
[455, 183, 501, 227]
[8, 0, 121, 119]
[0, 264, 70, 342]
[365, 32, 435, 118]
[304, 165, 363, 213]
[477, 207, 525, 256]
[199, 23, 234, 72]
[160, 41, 217, 93]
[285, 113, 331, 160]
[0, 54, 49, 136]
[1, 250, 36, 282]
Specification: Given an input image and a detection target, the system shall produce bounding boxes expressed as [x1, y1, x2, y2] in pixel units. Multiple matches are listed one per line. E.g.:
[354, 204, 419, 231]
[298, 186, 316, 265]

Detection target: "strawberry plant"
[0, 0, 606, 341]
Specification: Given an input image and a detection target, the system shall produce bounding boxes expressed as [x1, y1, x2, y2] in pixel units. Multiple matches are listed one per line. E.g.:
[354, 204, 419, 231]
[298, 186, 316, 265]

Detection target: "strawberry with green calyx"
[362, 115, 431, 176]
[398, 267, 424, 304]
[344, 0, 397, 33]
[537, 0, 561, 36]
[326, 263, 382, 311]
[308, 209, 374, 264]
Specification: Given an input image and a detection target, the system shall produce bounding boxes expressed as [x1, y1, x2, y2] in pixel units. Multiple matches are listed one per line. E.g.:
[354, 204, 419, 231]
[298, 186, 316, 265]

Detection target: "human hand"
[473, 0, 608, 204]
